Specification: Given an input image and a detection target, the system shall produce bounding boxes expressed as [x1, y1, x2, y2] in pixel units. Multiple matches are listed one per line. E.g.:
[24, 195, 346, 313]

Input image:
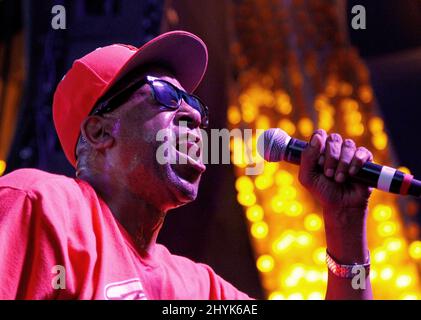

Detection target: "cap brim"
[107, 30, 208, 94]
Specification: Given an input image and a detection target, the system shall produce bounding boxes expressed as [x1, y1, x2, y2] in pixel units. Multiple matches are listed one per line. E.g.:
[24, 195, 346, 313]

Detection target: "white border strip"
[377, 166, 396, 192]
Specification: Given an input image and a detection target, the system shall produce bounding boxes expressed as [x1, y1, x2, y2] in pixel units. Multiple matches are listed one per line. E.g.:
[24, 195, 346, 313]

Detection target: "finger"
[349, 147, 372, 176]
[324, 133, 342, 178]
[334, 139, 356, 183]
[299, 129, 327, 187]
[318, 154, 325, 167]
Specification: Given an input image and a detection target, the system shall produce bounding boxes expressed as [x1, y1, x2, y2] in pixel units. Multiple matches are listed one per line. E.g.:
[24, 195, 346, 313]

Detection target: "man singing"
[0, 31, 373, 299]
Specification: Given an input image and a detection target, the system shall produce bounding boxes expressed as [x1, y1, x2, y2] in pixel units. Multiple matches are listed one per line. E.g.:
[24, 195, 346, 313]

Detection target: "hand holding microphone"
[258, 128, 421, 199]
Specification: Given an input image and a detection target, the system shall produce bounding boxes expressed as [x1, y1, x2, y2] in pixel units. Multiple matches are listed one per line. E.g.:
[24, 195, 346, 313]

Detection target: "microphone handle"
[283, 138, 421, 198]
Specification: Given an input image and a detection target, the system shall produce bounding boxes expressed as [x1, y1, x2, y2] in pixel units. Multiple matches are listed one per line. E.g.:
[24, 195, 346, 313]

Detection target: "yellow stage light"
[255, 175, 273, 190]
[384, 238, 404, 252]
[237, 192, 256, 207]
[287, 293, 304, 300]
[318, 111, 334, 131]
[285, 201, 303, 217]
[278, 186, 297, 200]
[284, 276, 299, 288]
[256, 115, 271, 130]
[308, 292, 323, 300]
[278, 119, 296, 136]
[228, 105, 241, 125]
[291, 264, 306, 278]
[313, 247, 326, 265]
[295, 232, 312, 247]
[263, 162, 279, 176]
[246, 205, 264, 222]
[241, 102, 257, 123]
[275, 91, 292, 115]
[271, 195, 285, 213]
[325, 84, 337, 98]
[256, 255, 275, 273]
[400, 293, 418, 300]
[368, 117, 384, 133]
[341, 98, 359, 112]
[235, 176, 254, 192]
[395, 275, 412, 288]
[272, 231, 295, 253]
[347, 123, 364, 137]
[0, 160, 6, 176]
[339, 82, 353, 96]
[275, 170, 294, 186]
[380, 266, 394, 280]
[359, 86, 373, 103]
[371, 269, 378, 281]
[377, 222, 397, 237]
[409, 241, 421, 260]
[315, 95, 328, 109]
[372, 132, 388, 150]
[322, 271, 328, 283]
[344, 110, 362, 123]
[231, 145, 247, 168]
[373, 248, 388, 263]
[373, 205, 393, 221]
[268, 291, 285, 300]
[305, 270, 320, 283]
[304, 214, 323, 231]
[398, 167, 411, 175]
[251, 221, 269, 239]
[298, 118, 314, 137]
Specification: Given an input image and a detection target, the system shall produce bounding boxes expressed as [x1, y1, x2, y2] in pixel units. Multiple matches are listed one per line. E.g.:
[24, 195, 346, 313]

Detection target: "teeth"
[177, 140, 201, 158]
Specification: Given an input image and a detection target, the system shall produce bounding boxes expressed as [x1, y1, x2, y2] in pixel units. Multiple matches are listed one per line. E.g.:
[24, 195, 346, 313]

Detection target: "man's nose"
[174, 100, 202, 129]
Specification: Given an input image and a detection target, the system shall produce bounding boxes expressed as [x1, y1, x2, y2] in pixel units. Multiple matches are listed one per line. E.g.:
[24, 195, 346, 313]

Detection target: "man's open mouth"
[173, 134, 206, 174]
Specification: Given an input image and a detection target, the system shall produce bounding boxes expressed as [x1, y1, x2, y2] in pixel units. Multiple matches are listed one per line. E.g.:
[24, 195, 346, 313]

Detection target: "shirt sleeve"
[0, 187, 67, 299]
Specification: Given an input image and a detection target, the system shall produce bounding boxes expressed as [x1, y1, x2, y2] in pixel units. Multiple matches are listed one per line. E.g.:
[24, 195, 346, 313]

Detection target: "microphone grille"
[257, 128, 291, 162]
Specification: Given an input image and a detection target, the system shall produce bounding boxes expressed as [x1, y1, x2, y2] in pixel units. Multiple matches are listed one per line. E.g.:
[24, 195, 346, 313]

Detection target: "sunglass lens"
[153, 81, 180, 109]
[184, 95, 202, 113]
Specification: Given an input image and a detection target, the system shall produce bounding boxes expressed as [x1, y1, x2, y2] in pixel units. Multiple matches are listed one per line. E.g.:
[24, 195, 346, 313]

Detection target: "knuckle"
[327, 151, 340, 162]
[339, 158, 351, 167]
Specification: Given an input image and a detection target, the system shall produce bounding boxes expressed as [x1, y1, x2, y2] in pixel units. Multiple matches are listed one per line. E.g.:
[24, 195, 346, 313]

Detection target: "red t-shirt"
[0, 169, 251, 300]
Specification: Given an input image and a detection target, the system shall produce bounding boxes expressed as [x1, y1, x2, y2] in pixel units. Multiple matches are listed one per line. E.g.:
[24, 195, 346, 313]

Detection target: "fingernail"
[310, 135, 320, 147]
[336, 172, 345, 182]
[349, 166, 358, 175]
[325, 168, 334, 177]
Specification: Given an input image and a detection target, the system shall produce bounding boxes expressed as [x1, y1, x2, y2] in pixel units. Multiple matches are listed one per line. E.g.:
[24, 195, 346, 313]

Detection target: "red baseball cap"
[53, 30, 208, 168]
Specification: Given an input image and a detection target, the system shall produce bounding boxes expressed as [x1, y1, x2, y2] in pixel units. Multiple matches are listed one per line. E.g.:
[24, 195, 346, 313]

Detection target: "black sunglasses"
[92, 76, 209, 128]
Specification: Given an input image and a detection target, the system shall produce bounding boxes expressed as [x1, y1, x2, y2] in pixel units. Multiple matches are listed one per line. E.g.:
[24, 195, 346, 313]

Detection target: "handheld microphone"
[258, 128, 421, 198]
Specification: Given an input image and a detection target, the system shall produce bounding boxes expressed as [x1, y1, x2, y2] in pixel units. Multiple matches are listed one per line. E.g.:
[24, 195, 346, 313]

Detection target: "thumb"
[299, 130, 326, 188]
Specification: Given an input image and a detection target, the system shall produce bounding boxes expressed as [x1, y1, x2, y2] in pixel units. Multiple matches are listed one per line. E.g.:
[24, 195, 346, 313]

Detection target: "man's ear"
[80, 116, 114, 151]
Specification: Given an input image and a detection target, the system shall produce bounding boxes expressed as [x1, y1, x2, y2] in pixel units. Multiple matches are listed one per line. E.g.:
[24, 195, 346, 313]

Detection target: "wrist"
[323, 205, 367, 230]
[323, 207, 369, 264]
